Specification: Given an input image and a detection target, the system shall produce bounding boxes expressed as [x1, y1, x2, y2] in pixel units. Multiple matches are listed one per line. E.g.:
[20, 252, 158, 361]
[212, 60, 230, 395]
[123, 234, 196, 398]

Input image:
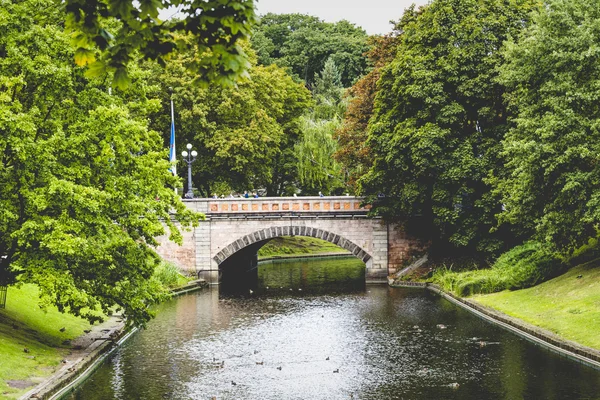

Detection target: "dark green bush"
[433, 242, 565, 296]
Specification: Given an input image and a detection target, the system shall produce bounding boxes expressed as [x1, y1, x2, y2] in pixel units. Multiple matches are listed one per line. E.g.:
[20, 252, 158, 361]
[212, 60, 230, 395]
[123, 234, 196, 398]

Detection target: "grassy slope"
[0, 284, 92, 398]
[258, 236, 348, 258]
[472, 261, 600, 350]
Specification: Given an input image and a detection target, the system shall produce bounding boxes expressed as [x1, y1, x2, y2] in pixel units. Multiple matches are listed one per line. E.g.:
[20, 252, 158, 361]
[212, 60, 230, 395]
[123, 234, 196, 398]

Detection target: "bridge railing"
[183, 196, 370, 215]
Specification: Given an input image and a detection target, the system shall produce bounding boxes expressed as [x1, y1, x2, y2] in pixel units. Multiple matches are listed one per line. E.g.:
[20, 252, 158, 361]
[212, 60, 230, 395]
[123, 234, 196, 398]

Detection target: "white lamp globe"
[191, 150, 198, 157]
[186, 143, 192, 150]
[181, 151, 188, 157]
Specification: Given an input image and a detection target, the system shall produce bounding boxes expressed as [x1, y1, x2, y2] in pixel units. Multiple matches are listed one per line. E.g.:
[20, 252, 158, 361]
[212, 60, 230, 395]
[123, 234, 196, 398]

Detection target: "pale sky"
[255, 0, 430, 35]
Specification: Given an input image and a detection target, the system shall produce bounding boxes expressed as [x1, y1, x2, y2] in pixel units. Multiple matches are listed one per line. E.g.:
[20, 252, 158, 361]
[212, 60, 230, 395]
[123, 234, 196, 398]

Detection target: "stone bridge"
[155, 197, 423, 284]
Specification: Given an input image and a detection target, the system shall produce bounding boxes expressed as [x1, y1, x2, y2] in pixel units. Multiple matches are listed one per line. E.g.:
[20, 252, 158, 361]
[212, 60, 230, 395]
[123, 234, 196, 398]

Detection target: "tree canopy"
[251, 13, 370, 87]
[0, 0, 198, 325]
[146, 42, 312, 197]
[335, 30, 401, 189]
[295, 57, 348, 195]
[64, 0, 257, 89]
[496, 0, 600, 253]
[359, 0, 539, 256]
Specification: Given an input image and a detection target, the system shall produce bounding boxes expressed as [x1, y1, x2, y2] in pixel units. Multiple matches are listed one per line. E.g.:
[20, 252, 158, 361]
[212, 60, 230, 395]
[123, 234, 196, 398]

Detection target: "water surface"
[70, 257, 600, 399]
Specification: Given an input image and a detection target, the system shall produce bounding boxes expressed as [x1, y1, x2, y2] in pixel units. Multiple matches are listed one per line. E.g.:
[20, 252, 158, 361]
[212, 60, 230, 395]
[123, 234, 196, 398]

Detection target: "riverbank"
[19, 315, 128, 400]
[0, 268, 204, 400]
[471, 260, 600, 350]
[18, 280, 208, 400]
[392, 260, 600, 369]
[258, 251, 352, 263]
[0, 284, 100, 399]
[257, 236, 348, 259]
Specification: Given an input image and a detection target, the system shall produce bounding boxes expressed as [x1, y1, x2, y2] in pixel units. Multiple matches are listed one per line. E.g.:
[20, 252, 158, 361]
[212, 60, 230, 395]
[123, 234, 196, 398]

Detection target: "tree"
[0, 0, 198, 325]
[496, 0, 600, 253]
[359, 0, 539, 256]
[295, 117, 344, 194]
[251, 13, 370, 87]
[311, 57, 345, 120]
[147, 43, 312, 197]
[335, 30, 402, 189]
[64, 0, 257, 89]
[295, 58, 347, 194]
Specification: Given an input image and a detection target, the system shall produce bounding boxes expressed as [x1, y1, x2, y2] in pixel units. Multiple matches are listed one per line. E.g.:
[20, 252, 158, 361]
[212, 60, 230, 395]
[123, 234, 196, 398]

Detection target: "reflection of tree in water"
[257, 256, 366, 295]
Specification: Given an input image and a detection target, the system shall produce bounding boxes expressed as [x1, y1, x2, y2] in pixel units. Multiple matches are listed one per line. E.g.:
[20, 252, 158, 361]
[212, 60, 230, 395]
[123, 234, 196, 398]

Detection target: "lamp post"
[181, 143, 197, 199]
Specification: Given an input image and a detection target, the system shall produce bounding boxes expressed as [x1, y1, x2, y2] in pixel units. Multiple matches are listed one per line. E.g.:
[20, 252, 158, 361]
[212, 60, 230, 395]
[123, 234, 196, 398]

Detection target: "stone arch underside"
[213, 226, 372, 266]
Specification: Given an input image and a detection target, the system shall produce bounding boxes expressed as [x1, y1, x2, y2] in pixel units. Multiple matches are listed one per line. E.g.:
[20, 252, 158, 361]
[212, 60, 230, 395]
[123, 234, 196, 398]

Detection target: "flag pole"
[169, 87, 178, 194]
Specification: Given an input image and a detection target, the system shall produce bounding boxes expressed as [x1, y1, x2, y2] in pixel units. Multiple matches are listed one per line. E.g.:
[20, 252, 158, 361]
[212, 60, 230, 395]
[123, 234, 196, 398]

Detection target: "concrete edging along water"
[46, 326, 138, 400]
[18, 315, 128, 400]
[19, 280, 207, 400]
[391, 281, 600, 370]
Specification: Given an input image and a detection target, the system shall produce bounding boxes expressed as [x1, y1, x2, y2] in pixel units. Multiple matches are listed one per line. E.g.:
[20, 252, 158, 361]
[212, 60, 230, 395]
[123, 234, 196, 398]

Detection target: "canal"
[69, 257, 600, 399]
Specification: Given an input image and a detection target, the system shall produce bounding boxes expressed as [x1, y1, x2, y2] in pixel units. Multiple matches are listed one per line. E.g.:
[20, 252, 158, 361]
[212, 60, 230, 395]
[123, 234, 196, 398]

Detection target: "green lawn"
[0, 284, 93, 398]
[258, 236, 348, 258]
[472, 261, 600, 350]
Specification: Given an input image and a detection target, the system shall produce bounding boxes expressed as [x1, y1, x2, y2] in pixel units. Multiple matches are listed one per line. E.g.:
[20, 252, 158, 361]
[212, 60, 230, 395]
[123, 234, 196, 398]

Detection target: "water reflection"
[255, 256, 364, 295]
[70, 257, 600, 400]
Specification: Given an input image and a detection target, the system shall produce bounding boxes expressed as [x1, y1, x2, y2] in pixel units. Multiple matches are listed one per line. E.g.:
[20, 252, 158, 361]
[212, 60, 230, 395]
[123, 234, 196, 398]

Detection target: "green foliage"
[295, 58, 348, 195]
[258, 236, 347, 258]
[312, 57, 346, 120]
[251, 13, 370, 87]
[496, 0, 600, 254]
[359, 0, 539, 256]
[568, 236, 600, 266]
[64, 0, 257, 88]
[147, 44, 311, 196]
[250, 14, 368, 195]
[335, 33, 401, 189]
[295, 117, 344, 194]
[433, 242, 566, 296]
[152, 261, 191, 289]
[0, 0, 199, 326]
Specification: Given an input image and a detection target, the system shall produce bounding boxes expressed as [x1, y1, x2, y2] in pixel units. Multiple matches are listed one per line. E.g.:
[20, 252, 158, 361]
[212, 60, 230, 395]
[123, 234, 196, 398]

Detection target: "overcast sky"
[255, 0, 430, 35]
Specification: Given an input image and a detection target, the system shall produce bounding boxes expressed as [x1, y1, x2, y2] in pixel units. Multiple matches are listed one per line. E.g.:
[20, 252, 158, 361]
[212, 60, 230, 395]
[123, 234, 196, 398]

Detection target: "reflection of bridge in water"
[156, 197, 423, 285]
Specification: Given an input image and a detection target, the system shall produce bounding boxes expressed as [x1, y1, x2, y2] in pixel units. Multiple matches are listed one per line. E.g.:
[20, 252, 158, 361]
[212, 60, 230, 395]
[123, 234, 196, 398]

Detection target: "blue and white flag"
[169, 99, 177, 176]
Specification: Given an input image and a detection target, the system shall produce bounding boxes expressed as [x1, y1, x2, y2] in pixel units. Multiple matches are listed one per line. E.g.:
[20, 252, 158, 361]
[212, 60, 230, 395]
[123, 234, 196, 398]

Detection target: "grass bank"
[428, 241, 600, 352]
[258, 236, 348, 258]
[0, 284, 92, 398]
[471, 260, 600, 350]
[0, 261, 192, 398]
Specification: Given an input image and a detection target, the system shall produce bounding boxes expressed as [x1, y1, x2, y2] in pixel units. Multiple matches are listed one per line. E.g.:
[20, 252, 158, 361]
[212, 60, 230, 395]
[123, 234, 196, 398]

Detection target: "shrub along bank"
[432, 242, 566, 296]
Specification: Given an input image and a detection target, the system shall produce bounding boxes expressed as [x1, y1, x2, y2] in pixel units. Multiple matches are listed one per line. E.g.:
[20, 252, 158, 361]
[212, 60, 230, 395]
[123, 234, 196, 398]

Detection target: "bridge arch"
[213, 225, 373, 267]
[155, 197, 424, 284]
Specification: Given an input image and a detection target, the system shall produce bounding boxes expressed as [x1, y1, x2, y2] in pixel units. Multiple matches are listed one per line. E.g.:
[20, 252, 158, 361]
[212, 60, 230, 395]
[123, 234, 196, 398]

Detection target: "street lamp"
[181, 143, 198, 199]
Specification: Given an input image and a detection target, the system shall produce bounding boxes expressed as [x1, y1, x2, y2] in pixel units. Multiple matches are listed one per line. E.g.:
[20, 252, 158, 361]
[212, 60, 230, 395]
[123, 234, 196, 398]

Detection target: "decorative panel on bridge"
[204, 197, 371, 215]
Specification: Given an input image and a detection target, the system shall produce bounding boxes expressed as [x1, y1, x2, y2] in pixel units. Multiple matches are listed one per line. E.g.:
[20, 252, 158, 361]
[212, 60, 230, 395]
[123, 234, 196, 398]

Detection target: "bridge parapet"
[184, 196, 371, 215]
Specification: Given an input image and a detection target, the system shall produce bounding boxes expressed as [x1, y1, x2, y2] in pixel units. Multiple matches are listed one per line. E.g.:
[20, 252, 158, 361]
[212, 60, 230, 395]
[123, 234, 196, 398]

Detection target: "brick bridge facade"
[155, 197, 423, 284]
